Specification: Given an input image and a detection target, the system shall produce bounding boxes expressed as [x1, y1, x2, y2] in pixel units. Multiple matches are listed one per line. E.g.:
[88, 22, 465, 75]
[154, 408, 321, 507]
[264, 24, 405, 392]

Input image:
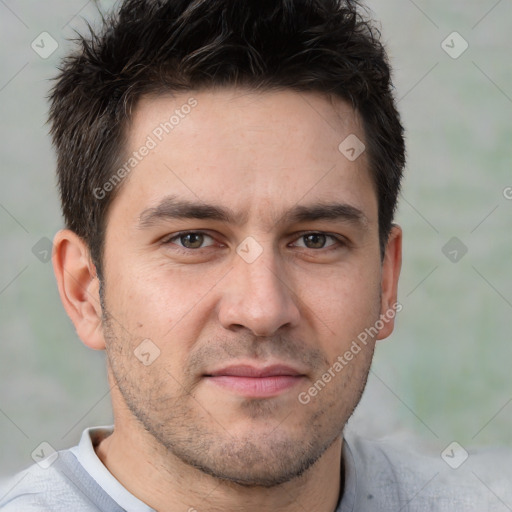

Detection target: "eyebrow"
[280, 203, 368, 228]
[138, 195, 368, 230]
[139, 195, 242, 228]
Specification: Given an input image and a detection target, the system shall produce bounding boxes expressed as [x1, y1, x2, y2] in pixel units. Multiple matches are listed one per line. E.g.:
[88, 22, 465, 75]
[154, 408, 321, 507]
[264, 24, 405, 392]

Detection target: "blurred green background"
[0, 0, 511, 476]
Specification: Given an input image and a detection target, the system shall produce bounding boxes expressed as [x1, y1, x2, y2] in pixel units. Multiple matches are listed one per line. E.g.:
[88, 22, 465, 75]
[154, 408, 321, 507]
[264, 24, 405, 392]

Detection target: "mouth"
[204, 364, 306, 398]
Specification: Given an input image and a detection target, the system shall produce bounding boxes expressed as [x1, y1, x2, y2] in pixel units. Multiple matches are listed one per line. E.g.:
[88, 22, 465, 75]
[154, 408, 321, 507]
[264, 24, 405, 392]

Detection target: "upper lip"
[206, 364, 305, 378]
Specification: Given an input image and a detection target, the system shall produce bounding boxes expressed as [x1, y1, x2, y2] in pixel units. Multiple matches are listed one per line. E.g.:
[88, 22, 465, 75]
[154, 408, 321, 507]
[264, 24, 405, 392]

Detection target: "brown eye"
[179, 233, 205, 248]
[163, 231, 221, 257]
[291, 233, 342, 250]
[165, 232, 216, 249]
[303, 233, 327, 249]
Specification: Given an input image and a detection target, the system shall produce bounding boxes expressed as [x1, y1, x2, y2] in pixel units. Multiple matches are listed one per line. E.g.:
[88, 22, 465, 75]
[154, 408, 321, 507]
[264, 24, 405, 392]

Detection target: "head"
[51, 0, 404, 487]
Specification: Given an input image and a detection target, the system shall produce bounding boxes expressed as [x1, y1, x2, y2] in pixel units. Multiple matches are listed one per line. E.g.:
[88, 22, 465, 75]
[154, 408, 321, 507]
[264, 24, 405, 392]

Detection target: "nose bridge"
[218, 239, 300, 336]
[242, 245, 283, 299]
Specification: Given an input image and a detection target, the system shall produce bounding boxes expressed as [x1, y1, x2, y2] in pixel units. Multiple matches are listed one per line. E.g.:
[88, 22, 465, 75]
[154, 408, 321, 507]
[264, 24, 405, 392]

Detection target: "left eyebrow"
[278, 202, 369, 229]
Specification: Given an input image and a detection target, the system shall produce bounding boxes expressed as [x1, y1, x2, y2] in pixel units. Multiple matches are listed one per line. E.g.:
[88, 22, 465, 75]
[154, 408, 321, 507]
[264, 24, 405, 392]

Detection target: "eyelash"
[290, 232, 346, 250]
[161, 231, 217, 252]
[161, 231, 347, 252]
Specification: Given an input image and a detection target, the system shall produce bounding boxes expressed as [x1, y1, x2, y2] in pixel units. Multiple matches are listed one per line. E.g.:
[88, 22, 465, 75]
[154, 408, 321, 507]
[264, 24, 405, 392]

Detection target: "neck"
[95, 420, 343, 512]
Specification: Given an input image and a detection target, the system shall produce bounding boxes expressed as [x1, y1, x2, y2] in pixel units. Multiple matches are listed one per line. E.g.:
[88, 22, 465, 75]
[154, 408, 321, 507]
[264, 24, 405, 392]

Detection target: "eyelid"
[289, 231, 348, 249]
[162, 230, 218, 248]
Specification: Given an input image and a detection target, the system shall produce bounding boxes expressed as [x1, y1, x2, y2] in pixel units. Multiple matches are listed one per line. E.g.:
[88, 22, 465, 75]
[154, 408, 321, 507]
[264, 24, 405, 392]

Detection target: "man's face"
[99, 88, 394, 486]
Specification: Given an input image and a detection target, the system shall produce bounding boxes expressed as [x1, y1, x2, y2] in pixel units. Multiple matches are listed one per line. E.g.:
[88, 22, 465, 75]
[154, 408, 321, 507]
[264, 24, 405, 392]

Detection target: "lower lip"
[206, 375, 304, 397]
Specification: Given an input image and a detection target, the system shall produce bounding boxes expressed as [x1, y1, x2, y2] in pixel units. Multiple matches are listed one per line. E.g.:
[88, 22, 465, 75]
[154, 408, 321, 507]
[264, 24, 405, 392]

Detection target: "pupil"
[305, 234, 326, 248]
[183, 233, 203, 248]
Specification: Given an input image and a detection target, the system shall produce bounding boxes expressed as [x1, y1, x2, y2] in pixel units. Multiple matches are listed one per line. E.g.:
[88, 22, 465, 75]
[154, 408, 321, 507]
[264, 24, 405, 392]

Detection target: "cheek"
[296, 264, 381, 354]
[105, 261, 222, 346]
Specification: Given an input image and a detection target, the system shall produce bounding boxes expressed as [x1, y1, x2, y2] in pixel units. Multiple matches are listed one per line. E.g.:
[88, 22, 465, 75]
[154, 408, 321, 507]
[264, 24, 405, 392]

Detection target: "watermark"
[32, 236, 53, 263]
[338, 134, 366, 162]
[441, 31, 469, 60]
[31, 441, 58, 469]
[298, 301, 402, 405]
[441, 441, 469, 469]
[31, 32, 59, 59]
[236, 236, 264, 264]
[134, 338, 161, 366]
[93, 97, 198, 200]
[504, 187, 512, 200]
[441, 236, 468, 263]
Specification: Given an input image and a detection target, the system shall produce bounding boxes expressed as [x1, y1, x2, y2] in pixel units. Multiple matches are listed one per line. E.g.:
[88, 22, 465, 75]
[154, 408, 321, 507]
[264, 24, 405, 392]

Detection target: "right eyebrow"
[138, 195, 246, 229]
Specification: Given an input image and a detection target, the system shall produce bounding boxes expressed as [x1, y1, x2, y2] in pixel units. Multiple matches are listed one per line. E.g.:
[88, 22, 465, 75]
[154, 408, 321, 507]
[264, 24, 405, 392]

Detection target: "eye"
[292, 233, 342, 249]
[165, 232, 216, 249]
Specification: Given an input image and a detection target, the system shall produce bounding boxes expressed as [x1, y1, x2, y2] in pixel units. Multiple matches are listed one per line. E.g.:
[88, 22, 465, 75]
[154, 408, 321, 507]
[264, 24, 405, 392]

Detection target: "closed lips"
[206, 365, 304, 378]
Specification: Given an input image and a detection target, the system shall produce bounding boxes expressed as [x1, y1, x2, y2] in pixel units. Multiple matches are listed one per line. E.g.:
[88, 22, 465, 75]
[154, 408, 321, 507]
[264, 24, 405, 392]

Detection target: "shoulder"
[0, 451, 98, 512]
[343, 431, 512, 511]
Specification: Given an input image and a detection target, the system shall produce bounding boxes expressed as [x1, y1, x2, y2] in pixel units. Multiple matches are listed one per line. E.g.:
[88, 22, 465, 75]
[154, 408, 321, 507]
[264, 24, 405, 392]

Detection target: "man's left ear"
[377, 224, 402, 341]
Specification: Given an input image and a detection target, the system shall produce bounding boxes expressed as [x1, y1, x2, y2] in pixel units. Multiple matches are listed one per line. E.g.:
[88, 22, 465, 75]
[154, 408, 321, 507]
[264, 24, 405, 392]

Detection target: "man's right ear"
[52, 230, 106, 350]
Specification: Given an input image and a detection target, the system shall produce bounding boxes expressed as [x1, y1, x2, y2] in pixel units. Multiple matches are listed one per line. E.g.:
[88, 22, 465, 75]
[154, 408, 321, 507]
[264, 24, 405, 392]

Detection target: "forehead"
[115, 87, 377, 227]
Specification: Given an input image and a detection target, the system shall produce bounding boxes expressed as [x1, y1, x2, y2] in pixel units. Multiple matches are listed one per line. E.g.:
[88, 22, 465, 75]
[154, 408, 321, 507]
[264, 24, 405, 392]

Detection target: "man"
[0, 0, 510, 510]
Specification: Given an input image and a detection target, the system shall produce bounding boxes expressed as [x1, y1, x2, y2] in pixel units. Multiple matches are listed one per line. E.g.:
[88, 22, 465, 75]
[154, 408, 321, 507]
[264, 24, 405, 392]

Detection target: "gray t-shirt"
[1, 426, 511, 511]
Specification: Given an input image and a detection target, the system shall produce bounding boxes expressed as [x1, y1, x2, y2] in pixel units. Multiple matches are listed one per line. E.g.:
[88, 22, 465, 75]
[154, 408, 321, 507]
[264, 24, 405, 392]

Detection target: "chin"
[169, 429, 339, 488]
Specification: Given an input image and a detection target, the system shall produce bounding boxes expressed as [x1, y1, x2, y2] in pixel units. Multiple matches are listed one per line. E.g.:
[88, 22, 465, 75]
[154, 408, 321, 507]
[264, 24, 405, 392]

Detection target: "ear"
[52, 229, 105, 350]
[376, 224, 402, 341]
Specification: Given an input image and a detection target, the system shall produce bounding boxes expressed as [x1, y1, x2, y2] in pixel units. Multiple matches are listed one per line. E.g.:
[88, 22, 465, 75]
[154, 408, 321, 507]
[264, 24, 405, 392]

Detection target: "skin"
[53, 88, 401, 512]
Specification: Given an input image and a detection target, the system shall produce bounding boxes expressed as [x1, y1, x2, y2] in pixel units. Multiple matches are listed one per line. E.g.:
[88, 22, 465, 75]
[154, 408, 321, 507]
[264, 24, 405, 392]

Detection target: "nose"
[217, 244, 301, 337]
